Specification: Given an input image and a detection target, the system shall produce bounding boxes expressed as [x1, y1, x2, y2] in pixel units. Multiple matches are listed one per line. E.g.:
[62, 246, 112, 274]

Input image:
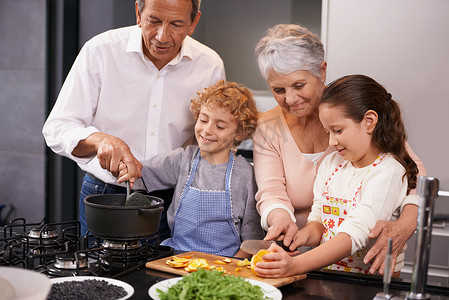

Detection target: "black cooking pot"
[84, 194, 164, 240]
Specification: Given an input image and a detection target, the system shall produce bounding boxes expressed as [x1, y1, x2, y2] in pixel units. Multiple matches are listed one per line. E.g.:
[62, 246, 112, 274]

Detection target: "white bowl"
[0, 267, 51, 300]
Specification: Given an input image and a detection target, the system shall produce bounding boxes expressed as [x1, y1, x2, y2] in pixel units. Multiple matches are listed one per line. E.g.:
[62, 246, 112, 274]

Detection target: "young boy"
[118, 81, 264, 258]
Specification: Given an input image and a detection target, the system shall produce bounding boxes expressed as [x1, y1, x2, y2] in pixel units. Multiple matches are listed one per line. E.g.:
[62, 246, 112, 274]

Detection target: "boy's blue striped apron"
[162, 150, 240, 256]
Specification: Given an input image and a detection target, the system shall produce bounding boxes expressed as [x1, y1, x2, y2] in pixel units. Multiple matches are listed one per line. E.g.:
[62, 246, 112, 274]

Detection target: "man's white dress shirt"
[43, 25, 225, 188]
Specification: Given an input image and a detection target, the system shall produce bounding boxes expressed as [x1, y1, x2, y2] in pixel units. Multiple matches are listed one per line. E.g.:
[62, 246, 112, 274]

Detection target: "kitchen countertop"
[118, 263, 449, 300]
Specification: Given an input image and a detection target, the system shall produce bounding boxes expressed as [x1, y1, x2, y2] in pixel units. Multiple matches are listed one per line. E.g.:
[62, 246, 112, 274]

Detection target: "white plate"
[0, 267, 51, 300]
[148, 277, 282, 300]
[50, 276, 134, 300]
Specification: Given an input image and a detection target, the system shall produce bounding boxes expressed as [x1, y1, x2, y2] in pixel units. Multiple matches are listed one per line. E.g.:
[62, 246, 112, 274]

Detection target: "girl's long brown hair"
[321, 75, 418, 194]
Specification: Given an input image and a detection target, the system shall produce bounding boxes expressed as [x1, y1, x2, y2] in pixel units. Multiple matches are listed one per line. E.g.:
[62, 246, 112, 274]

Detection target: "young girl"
[118, 80, 264, 258]
[254, 74, 419, 277]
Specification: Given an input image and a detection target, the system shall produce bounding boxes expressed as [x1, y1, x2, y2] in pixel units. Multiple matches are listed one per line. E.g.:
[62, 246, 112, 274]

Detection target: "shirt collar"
[126, 26, 194, 66]
[126, 26, 144, 56]
[173, 35, 194, 64]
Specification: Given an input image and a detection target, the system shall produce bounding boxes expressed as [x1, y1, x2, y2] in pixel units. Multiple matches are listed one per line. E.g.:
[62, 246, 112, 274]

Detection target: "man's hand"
[72, 132, 142, 182]
[265, 209, 298, 251]
[96, 135, 140, 178]
[364, 205, 417, 275]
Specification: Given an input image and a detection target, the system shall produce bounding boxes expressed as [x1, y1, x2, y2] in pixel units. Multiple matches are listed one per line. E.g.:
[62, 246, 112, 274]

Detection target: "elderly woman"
[252, 24, 425, 274]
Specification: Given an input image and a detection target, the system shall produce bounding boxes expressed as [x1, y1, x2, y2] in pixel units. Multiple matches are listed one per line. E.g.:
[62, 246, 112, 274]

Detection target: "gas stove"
[0, 218, 173, 279]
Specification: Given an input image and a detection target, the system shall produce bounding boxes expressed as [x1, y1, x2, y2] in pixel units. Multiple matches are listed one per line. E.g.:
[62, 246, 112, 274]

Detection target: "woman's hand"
[364, 205, 417, 274]
[253, 243, 298, 278]
[265, 209, 299, 250]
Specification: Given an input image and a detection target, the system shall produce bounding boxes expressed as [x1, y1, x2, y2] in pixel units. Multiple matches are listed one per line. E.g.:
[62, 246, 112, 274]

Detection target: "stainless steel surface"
[240, 239, 273, 254]
[29, 227, 57, 239]
[54, 253, 87, 269]
[438, 190, 449, 197]
[383, 239, 393, 294]
[240, 240, 291, 254]
[102, 239, 142, 250]
[373, 294, 392, 300]
[374, 239, 394, 299]
[406, 176, 440, 300]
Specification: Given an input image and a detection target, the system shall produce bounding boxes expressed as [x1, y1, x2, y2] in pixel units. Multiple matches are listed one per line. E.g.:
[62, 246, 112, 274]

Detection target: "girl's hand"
[288, 221, 324, 251]
[253, 244, 298, 278]
[289, 229, 311, 250]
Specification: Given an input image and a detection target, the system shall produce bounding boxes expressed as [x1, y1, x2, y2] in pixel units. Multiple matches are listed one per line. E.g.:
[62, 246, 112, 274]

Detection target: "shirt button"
[153, 104, 157, 108]
[156, 75, 160, 79]
[150, 132, 155, 136]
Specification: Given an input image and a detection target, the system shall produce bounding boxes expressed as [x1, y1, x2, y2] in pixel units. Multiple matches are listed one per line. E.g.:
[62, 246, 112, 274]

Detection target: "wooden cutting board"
[145, 251, 306, 288]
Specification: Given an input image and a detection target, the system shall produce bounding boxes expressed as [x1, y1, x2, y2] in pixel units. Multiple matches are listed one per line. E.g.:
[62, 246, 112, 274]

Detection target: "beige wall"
[322, 0, 449, 283]
[193, 0, 322, 91]
[322, 0, 449, 190]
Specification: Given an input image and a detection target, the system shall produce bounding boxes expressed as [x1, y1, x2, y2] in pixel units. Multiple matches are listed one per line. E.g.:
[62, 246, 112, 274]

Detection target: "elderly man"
[43, 0, 225, 239]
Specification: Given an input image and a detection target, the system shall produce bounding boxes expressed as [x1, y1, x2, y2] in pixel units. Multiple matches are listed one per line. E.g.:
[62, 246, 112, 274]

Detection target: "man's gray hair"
[255, 24, 324, 79]
[136, 0, 201, 22]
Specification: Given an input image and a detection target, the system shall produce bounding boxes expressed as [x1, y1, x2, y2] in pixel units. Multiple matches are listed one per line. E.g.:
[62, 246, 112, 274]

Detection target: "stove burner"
[28, 226, 57, 239]
[31, 244, 60, 255]
[46, 252, 91, 277]
[0, 234, 28, 267]
[2, 218, 174, 279]
[47, 264, 93, 277]
[101, 239, 141, 250]
[54, 253, 88, 269]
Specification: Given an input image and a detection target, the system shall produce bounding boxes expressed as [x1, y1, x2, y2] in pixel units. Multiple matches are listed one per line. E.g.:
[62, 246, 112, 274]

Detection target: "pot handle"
[138, 206, 164, 215]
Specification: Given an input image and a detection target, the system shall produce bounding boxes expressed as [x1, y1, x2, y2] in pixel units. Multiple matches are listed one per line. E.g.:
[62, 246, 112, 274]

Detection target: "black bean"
[47, 279, 128, 300]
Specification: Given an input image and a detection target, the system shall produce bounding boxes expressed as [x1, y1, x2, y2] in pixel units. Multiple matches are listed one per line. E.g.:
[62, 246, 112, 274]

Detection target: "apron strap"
[184, 150, 201, 189]
[323, 153, 386, 196]
[185, 150, 235, 191]
[224, 152, 235, 191]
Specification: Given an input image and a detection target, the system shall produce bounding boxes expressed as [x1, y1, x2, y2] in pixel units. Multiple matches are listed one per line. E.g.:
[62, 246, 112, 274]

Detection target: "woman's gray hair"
[136, 0, 201, 22]
[255, 24, 325, 79]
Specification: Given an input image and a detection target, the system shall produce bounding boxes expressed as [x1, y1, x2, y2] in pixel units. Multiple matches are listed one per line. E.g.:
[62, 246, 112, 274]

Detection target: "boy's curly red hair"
[190, 80, 259, 146]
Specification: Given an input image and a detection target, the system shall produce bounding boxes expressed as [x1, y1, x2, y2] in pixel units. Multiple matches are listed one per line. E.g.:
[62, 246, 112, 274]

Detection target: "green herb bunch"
[157, 268, 270, 300]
